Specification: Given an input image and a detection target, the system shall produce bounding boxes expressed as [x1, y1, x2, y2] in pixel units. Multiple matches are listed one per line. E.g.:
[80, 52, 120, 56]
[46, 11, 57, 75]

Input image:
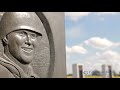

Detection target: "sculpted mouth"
[21, 47, 33, 53]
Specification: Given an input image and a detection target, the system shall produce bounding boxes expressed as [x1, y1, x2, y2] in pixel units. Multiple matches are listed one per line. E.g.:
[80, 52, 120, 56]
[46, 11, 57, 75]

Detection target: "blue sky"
[65, 12, 120, 75]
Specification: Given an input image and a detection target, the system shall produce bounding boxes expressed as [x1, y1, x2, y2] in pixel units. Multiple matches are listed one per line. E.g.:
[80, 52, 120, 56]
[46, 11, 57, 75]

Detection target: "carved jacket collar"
[0, 52, 39, 78]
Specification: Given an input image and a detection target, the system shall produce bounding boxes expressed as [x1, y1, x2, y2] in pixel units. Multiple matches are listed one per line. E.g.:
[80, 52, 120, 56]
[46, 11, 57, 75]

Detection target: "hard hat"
[0, 12, 44, 39]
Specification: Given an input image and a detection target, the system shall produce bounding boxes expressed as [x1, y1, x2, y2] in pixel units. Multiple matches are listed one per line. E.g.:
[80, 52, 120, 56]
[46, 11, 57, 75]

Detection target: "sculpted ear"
[3, 37, 8, 45]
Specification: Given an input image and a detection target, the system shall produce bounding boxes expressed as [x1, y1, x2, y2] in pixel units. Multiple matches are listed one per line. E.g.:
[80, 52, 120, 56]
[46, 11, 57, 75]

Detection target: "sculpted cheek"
[32, 40, 38, 48]
[15, 35, 25, 45]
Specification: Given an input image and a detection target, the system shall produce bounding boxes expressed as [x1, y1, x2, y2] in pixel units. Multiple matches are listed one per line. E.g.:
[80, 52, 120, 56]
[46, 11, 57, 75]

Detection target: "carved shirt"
[0, 52, 39, 78]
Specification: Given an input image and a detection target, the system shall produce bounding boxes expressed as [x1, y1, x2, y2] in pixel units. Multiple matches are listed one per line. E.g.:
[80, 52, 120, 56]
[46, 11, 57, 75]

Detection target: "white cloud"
[81, 50, 120, 74]
[84, 37, 120, 50]
[66, 37, 120, 74]
[66, 45, 87, 55]
[65, 12, 91, 21]
[72, 45, 87, 54]
[66, 45, 87, 74]
[66, 49, 120, 75]
[66, 46, 72, 54]
[95, 50, 120, 64]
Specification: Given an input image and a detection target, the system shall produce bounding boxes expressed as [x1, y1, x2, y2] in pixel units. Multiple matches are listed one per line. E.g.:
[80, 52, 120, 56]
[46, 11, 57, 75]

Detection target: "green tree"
[92, 70, 101, 76]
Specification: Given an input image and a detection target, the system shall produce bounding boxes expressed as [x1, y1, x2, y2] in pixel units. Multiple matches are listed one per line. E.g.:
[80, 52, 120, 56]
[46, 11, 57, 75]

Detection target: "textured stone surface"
[0, 12, 66, 78]
[43, 12, 66, 78]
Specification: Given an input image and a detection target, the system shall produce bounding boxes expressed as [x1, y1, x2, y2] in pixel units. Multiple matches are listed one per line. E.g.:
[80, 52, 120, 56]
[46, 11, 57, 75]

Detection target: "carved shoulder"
[0, 64, 15, 78]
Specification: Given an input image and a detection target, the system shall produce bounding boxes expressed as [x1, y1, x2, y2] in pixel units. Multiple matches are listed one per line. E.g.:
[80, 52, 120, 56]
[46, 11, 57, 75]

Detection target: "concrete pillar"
[102, 65, 113, 78]
[108, 65, 113, 78]
[72, 64, 83, 78]
[102, 65, 109, 78]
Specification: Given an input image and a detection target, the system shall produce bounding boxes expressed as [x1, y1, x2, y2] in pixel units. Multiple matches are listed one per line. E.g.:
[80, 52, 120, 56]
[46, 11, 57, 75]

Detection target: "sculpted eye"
[18, 31, 26, 36]
[30, 33, 38, 39]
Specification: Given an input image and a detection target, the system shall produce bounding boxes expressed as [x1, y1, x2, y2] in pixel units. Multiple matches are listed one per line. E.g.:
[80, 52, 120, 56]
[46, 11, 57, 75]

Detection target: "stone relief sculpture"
[0, 12, 66, 78]
[0, 12, 52, 78]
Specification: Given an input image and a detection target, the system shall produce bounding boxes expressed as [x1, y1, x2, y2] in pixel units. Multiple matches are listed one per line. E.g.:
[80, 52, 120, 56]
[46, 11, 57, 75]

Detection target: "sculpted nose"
[25, 35, 32, 46]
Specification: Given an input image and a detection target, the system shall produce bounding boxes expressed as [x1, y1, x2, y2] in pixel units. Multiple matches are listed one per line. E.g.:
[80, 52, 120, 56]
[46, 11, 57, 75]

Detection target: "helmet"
[0, 12, 44, 39]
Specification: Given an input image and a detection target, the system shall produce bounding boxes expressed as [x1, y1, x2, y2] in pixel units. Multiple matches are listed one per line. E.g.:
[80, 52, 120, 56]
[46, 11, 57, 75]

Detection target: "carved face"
[6, 30, 42, 64]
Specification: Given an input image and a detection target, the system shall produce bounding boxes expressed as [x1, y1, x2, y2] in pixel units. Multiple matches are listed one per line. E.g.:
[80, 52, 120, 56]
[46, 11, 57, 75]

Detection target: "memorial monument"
[0, 12, 66, 78]
[72, 64, 84, 78]
[102, 64, 113, 78]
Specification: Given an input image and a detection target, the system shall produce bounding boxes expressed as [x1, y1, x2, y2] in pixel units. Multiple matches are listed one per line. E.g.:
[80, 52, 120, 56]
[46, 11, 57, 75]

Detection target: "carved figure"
[0, 12, 44, 78]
